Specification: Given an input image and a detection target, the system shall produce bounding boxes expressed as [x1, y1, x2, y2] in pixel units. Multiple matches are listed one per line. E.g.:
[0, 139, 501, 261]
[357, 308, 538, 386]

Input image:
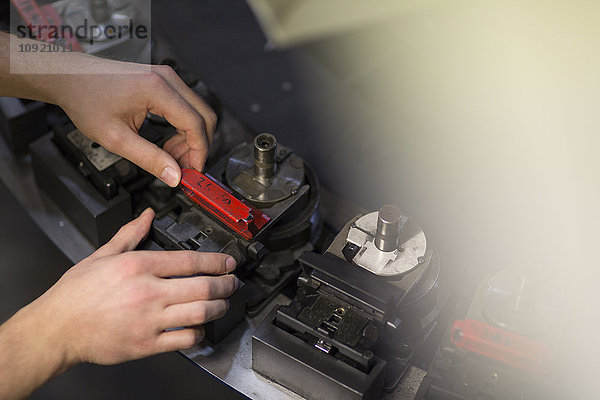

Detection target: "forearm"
[1, 31, 72, 103]
[0, 31, 140, 106]
[0, 30, 215, 185]
[0, 301, 73, 399]
[0, 210, 237, 398]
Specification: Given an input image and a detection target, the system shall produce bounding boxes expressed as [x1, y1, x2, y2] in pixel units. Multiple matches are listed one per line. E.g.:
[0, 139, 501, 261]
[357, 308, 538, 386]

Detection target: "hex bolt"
[375, 205, 402, 252]
[253, 133, 277, 180]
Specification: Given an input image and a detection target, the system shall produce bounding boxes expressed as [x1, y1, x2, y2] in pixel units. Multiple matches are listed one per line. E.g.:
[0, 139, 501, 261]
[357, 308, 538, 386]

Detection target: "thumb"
[107, 126, 181, 187]
[91, 208, 155, 259]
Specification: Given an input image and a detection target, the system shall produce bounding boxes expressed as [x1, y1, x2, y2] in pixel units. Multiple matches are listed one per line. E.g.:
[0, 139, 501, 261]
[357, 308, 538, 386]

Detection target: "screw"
[335, 307, 346, 316]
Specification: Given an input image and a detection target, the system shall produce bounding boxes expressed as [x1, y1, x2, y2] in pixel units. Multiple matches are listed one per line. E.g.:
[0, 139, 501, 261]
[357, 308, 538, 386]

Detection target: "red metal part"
[450, 319, 552, 373]
[39, 4, 84, 51]
[180, 168, 270, 240]
[11, 0, 83, 51]
[11, 0, 52, 42]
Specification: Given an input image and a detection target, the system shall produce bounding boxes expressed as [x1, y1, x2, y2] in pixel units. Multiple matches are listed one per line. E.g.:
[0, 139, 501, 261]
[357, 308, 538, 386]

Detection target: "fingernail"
[160, 166, 180, 187]
[233, 276, 240, 290]
[226, 257, 237, 272]
[225, 298, 230, 310]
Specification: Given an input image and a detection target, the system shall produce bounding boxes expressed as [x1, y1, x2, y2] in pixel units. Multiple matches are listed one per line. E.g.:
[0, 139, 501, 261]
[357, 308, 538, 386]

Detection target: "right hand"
[55, 59, 217, 187]
[20, 208, 239, 367]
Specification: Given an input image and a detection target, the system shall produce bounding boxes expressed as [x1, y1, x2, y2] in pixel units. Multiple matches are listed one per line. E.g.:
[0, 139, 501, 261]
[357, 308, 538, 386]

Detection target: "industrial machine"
[20, 55, 448, 396]
[415, 269, 561, 400]
[252, 205, 443, 400]
[30, 114, 324, 342]
[146, 130, 323, 341]
[6, 19, 447, 390]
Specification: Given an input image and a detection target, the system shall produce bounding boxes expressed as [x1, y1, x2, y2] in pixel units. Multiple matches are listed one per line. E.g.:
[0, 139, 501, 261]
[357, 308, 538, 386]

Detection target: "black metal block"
[30, 133, 132, 247]
[204, 282, 246, 344]
[0, 97, 47, 153]
[252, 307, 386, 400]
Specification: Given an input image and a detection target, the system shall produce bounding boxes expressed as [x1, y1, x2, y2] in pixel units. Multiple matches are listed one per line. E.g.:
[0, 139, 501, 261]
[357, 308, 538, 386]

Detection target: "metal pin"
[375, 205, 402, 252]
[253, 133, 277, 180]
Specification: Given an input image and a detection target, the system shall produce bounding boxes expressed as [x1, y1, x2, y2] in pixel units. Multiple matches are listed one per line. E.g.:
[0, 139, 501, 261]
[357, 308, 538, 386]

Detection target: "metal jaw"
[225, 133, 306, 207]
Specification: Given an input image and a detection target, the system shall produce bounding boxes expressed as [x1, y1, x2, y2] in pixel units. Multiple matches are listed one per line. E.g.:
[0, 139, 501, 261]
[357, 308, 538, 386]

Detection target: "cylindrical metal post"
[375, 205, 402, 252]
[253, 133, 277, 180]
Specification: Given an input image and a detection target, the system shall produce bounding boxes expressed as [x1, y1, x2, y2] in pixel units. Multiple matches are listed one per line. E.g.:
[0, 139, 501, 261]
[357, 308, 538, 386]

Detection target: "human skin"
[0, 31, 216, 186]
[0, 32, 237, 399]
[0, 209, 240, 400]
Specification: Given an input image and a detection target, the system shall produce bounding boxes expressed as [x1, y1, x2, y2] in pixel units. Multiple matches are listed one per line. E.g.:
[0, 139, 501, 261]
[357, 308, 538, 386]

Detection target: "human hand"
[54, 58, 217, 187]
[23, 208, 238, 366]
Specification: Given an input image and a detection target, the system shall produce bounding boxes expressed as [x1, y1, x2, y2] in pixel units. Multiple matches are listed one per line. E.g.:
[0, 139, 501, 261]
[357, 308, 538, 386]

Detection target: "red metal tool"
[11, 0, 83, 51]
[450, 319, 552, 373]
[11, 0, 51, 42]
[180, 168, 270, 240]
[39, 3, 83, 51]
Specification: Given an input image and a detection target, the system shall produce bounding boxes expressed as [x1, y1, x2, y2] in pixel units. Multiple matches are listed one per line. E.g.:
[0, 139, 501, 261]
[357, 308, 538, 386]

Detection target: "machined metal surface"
[181, 294, 302, 400]
[249, 223, 440, 400]
[0, 131, 95, 263]
[253, 133, 277, 180]
[182, 294, 424, 400]
[347, 210, 425, 277]
[481, 269, 561, 337]
[225, 137, 305, 207]
[66, 128, 122, 171]
[375, 205, 403, 252]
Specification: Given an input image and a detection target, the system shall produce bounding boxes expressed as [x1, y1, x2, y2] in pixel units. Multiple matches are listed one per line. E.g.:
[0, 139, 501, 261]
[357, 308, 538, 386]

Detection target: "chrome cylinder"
[375, 205, 402, 252]
[253, 133, 277, 180]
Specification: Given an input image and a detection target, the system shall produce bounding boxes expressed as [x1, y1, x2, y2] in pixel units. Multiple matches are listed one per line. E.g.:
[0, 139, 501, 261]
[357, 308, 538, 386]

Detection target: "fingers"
[162, 132, 208, 170]
[156, 326, 205, 352]
[144, 75, 210, 174]
[161, 299, 229, 331]
[93, 67, 212, 183]
[91, 208, 155, 259]
[107, 124, 182, 187]
[163, 134, 187, 161]
[152, 65, 217, 145]
[132, 251, 236, 277]
[163, 274, 239, 306]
